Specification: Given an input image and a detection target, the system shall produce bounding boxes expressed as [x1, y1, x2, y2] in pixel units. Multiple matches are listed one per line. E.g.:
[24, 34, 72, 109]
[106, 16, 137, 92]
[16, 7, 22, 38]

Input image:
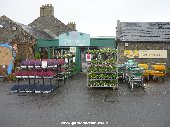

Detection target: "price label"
[65, 58, 68, 63]
[86, 54, 91, 61]
[42, 61, 47, 68]
[73, 57, 76, 62]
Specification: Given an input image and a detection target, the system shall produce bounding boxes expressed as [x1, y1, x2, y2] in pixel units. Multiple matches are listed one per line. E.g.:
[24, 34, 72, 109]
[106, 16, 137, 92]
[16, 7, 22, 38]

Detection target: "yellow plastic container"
[143, 70, 152, 76]
[150, 65, 166, 77]
[138, 64, 150, 76]
[138, 64, 149, 70]
[151, 65, 166, 71]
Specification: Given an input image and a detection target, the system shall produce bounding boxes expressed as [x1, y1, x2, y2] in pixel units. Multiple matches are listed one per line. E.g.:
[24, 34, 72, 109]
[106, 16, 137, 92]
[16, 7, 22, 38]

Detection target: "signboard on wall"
[124, 50, 167, 58]
[0, 44, 16, 75]
[59, 31, 90, 46]
[124, 50, 139, 58]
[139, 50, 167, 58]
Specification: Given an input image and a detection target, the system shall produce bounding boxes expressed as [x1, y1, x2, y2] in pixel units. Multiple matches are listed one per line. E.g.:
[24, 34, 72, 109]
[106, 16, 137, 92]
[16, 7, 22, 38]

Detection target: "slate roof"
[0, 15, 53, 43]
[29, 16, 73, 38]
[16, 23, 53, 39]
[116, 22, 170, 42]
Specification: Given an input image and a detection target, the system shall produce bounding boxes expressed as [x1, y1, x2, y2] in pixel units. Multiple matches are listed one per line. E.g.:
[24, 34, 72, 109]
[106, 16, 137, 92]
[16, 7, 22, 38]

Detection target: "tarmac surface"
[0, 73, 170, 127]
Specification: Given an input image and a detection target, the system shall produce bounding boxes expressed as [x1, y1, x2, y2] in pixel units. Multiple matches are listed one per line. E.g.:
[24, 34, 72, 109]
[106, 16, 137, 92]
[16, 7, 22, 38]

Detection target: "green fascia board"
[90, 38, 116, 47]
[37, 39, 59, 47]
[37, 37, 116, 48]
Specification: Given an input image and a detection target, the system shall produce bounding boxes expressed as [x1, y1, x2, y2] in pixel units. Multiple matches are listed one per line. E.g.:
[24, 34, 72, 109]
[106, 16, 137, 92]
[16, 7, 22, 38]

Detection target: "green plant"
[15, 55, 21, 63]
[34, 53, 41, 59]
[5, 73, 16, 82]
[166, 66, 170, 74]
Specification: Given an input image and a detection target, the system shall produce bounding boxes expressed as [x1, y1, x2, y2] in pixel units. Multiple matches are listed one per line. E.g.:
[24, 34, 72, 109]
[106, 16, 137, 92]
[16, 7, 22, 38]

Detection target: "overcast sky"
[1, 0, 170, 36]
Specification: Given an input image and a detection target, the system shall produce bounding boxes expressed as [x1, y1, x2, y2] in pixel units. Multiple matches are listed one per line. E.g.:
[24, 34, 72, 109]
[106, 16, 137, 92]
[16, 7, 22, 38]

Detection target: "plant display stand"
[11, 57, 77, 93]
[54, 50, 76, 77]
[11, 76, 55, 93]
[87, 48, 118, 89]
[11, 59, 58, 93]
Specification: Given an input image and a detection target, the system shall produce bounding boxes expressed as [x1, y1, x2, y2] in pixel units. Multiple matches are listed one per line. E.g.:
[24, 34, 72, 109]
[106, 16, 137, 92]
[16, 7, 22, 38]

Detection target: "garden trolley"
[126, 66, 145, 91]
[118, 64, 126, 81]
[150, 64, 166, 82]
[87, 48, 118, 89]
[124, 60, 145, 91]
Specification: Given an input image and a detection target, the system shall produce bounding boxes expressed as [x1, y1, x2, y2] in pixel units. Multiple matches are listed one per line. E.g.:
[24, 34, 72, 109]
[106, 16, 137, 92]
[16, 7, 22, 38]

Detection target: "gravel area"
[0, 73, 170, 127]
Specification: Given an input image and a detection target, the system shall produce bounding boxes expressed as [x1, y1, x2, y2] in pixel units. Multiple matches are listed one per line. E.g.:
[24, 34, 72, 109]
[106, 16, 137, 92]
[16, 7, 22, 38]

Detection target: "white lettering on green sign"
[59, 31, 90, 46]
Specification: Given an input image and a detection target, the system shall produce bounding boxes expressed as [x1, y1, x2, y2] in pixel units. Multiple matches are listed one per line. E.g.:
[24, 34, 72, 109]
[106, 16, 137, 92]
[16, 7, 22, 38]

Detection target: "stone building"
[0, 15, 53, 60]
[0, 4, 76, 60]
[116, 20, 170, 66]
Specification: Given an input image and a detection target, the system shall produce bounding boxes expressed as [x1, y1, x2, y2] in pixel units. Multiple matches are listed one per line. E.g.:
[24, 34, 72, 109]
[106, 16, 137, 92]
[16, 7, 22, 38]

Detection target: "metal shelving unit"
[87, 48, 118, 89]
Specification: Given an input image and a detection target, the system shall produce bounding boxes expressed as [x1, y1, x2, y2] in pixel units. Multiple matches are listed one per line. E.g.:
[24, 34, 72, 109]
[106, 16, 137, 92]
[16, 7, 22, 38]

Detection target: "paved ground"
[0, 74, 170, 127]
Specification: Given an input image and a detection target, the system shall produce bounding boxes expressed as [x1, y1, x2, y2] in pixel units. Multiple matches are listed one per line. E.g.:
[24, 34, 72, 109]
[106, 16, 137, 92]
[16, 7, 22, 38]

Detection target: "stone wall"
[118, 42, 170, 66]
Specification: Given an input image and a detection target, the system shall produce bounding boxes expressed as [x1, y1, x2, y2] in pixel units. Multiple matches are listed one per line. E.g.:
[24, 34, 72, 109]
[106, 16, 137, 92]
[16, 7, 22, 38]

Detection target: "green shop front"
[35, 31, 116, 73]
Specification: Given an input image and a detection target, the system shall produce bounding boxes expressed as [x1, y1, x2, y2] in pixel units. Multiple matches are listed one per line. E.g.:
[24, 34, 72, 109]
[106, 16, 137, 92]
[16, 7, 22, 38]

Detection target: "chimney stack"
[67, 22, 76, 31]
[40, 4, 54, 17]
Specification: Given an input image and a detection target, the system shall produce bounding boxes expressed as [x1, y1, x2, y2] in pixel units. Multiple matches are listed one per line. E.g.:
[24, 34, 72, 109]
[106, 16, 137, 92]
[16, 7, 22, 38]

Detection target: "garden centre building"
[116, 20, 170, 66]
[35, 32, 116, 73]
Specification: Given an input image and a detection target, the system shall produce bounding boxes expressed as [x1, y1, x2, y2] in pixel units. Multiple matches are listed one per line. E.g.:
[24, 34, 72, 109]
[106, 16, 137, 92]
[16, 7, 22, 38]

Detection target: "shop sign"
[124, 50, 139, 58]
[124, 50, 167, 58]
[139, 50, 167, 58]
[59, 31, 90, 46]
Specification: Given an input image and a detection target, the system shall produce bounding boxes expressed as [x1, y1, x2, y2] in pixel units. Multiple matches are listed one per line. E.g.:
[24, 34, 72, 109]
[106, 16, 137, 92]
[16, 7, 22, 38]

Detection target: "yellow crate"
[151, 65, 166, 71]
[138, 64, 149, 70]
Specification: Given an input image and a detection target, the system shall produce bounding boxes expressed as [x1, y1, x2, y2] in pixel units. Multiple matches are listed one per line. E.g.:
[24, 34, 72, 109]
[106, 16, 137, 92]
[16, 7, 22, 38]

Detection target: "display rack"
[87, 48, 118, 89]
[54, 58, 67, 85]
[54, 50, 76, 77]
[11, 60, 58, 93]
[11, 56, 77, 93]
[67, 57, 76, 77]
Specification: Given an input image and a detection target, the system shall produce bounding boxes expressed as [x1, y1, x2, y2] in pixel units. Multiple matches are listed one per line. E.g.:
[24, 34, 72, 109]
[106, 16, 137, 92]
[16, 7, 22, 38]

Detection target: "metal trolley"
[118, 64, 126, 81]
[124, 60, 145, 91]
[126, 67, 145, 91]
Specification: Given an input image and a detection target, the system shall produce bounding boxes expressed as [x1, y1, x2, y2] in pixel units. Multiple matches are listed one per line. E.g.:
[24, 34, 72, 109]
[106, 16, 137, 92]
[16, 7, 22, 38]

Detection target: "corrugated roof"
[117, 22, 170, 42]
[91, 36, 115, 39]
